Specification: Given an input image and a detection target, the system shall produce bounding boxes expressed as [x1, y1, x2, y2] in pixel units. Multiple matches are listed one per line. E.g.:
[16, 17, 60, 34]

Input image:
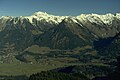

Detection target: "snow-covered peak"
[116, 13, 120, 16]
[116, 13, 120, 19]
[76, 13, 120, 25]
[0, 16, 13, 23]
[33, 11, 48, 16]
[26, 11, 68, 24]
[0, 16, 12, 20]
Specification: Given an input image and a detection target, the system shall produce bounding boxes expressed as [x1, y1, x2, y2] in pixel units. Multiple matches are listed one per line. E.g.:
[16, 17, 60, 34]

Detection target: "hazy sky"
[0, 0, 120, 16]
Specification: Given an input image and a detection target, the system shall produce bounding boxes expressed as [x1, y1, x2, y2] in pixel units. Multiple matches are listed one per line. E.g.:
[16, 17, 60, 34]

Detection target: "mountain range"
[0, 12, 120, 63]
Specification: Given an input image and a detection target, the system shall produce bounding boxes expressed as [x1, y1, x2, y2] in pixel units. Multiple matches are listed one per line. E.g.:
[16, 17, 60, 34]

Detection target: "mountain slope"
[35, 19, 84, 49]
[94, 32, 120, 57]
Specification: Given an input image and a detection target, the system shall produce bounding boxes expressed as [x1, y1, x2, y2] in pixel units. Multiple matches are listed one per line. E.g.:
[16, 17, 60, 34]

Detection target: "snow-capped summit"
[76, 13, 120, 25]
[0, 16, 13, 24]
[116, 13, 120, 19]
[33, 11, 49, 16]
[0, 16, 12, 20]
[25, 11, 68, 24]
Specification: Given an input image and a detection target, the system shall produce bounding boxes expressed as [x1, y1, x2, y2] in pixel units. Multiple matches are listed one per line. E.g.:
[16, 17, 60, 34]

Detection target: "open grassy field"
[0, 62, 110, 76]
[0, 63, 65, 76]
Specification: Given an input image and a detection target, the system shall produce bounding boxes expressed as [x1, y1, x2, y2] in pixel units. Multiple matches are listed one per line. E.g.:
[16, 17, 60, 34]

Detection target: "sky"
[0, 0, 120, 16]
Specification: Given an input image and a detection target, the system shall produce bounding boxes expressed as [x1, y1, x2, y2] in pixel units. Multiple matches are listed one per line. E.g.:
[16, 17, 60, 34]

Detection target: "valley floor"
[0, 62, 110, 76]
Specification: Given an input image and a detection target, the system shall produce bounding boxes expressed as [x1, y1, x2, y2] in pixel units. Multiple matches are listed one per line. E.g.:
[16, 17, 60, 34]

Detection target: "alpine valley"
[0, 12, 120, 80]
